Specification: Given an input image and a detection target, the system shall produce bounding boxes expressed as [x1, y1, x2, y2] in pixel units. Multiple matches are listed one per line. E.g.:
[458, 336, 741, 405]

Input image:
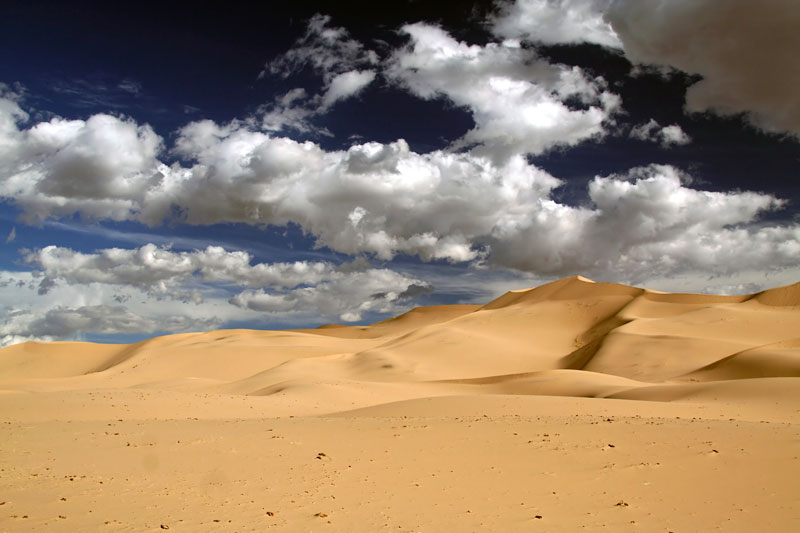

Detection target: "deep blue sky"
[1, 0, 798, 345]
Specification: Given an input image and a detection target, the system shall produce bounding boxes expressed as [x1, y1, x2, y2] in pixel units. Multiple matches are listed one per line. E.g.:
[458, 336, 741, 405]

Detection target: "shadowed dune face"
[1, 276, 798, 409]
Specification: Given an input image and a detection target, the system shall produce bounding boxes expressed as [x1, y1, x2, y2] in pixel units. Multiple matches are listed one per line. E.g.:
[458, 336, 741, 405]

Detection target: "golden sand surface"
[1, 276, 799, 531]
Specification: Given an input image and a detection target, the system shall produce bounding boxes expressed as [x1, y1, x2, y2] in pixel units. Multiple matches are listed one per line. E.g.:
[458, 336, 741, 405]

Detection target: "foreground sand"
[1, 276, 799, 531]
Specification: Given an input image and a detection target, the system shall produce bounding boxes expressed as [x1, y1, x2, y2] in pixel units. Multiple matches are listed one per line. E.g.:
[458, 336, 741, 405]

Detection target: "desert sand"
[1, 275, 799, 531]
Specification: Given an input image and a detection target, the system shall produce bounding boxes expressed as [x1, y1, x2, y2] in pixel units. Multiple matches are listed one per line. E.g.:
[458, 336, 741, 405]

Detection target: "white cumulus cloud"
[230, 267, 430, 322]
[492, 0, 621, 48]
[487, 164, 794, 282]
[320, 70, 377, 110]
[161, 122, 563, 262]
[19, 242, 430, 325]
[629, 119, 691, 147]
[23, 242, 428, 305]
[1, 93, 797, 287]
[258, 14, 379, 132]
[265, 13, 378, 83]
[388, 22, 620, 160]
[0, 106, 164, 224]
[0, 270, 226, 346]
[0, 304, 219, 345]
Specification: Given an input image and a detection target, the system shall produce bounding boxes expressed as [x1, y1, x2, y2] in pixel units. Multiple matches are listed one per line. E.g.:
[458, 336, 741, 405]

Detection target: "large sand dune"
[1, 276, 799, 531]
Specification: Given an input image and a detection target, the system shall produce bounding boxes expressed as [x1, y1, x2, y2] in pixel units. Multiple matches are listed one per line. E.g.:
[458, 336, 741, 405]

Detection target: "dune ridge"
[2, 275, 799, 408]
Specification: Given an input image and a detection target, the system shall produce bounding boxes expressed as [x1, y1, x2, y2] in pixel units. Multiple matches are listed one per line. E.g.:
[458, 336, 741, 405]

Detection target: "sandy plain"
[1, 276, 799, 531]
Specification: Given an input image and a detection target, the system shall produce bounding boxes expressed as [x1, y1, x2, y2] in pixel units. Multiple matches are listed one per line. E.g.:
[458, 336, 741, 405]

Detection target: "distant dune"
[4, 275, 796, 403]
[2, 276, 799, 531]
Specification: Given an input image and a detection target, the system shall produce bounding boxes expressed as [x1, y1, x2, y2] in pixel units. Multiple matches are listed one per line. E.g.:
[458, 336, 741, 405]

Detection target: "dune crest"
[753, 281, 800, 306]
[1, 277, 799, 405]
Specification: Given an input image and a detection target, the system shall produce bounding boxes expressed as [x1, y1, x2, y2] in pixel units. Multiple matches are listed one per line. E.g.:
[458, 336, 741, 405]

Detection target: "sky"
[1, 0, 799, 346]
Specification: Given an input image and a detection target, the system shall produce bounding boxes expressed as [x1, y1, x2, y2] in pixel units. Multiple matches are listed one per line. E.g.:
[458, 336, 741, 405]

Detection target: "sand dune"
[2, 276, 799, 530]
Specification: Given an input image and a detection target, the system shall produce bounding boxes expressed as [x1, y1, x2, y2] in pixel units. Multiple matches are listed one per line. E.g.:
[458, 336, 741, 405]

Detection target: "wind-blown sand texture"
[1, 276, 799, 531]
